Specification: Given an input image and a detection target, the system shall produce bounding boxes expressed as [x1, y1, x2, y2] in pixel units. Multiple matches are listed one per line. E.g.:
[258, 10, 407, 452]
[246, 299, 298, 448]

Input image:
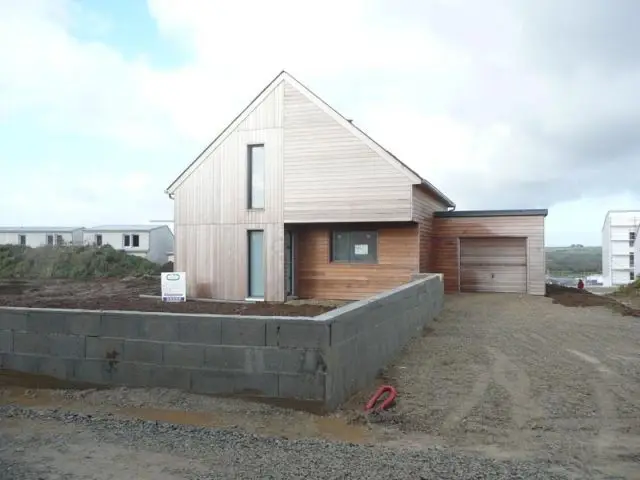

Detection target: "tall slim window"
[631, 252, 635, 268]
[248, 230, 265, 298]
[630, 231, 636, 247]
[95, 234, 103, 246]
[18, 235, 26, 246]
[247, 144, 265, 209]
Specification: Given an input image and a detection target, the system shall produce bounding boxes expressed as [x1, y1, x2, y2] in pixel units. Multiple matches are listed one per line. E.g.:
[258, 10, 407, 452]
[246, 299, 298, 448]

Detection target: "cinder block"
[278, 373, 325, 401]
[178, 317, 221, 345]
[123, 339, 163, 364]
[264, 348, 325, 374]
[48, 334, 85, 358]
[100, 313, 141, 338]
[220, 318, 266, 346]
[1, 353, 41, 373]
[72, 358, 114, 384]
[0, 310, 27, 331]
[266, 320, 330, 348]
[39, 357, 74, 380]
[13, 332, 49, 355]
[148, 365, 191, 390]
[0, 330, 12, 353]
[190, 368, 278, 396]
[163, 343, 205, 368]
[25, 311, 69, 334]
[111, 362, 191, 390]
[204, 345, 255, 372]
[67, 312, 101, 336]
[139, 317, 180, 341]
[86, 337, 124, 361]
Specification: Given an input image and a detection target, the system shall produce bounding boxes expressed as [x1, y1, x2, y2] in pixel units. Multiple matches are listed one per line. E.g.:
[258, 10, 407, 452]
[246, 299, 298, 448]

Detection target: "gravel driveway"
[1, 293, 639, 478]
[356, 293, 640, 479]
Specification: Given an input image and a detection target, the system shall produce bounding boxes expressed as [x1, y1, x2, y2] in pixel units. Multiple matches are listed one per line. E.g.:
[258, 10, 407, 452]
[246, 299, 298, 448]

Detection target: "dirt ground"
[546, 282, 640, 316]
[345, 292, 640, 478]
[0, 278, 336, 316]
[2, 290, 640, 477]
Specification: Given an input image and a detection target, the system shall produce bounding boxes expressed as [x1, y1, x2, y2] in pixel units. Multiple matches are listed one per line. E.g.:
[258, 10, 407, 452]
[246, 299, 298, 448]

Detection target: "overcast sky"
[1, 0, 638, 246]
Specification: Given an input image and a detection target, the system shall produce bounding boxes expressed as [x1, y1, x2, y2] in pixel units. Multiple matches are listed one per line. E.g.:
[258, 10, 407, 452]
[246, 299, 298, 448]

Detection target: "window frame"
[123, 234, 131, 248]
[95, 234, 103, 246]
[55, 235, 64, 245]
[630, 231, 636, 248]
[18, 234, 26, 246]
[330, 230, 379, 264]
[247, 144, 265, 210]
[631, 252, 635, 268]
[46, 234, 54, 246]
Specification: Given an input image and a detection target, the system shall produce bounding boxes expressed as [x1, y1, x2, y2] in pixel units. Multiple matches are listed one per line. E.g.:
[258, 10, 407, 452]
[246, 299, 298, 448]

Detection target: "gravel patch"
[0, 405, 567, 479]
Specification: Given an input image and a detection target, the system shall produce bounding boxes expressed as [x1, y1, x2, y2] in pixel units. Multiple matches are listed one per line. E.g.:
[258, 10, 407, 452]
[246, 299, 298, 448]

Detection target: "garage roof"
[434, 209, 548, 218]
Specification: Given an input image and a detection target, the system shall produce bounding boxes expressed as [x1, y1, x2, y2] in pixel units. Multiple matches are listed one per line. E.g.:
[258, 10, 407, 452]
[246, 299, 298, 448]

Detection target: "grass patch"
[0, 244, 161, 279]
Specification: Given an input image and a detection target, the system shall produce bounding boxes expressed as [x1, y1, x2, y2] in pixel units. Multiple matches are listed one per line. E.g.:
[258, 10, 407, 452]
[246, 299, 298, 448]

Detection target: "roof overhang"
[434, 209, 548, 218]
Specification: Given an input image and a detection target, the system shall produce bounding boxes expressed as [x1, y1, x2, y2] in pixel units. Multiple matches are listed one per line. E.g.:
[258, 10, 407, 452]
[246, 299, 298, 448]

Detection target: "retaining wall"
[0, 274, 443, 410]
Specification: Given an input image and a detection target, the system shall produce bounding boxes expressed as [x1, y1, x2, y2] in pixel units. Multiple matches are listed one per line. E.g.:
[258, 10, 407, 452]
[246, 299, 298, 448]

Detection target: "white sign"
[354, 244, 368, 255]
[161, 272, 186, 302]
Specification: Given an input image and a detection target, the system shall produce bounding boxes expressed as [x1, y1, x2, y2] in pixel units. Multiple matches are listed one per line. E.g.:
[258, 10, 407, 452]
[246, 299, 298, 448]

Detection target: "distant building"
[82, 225, 174, 264]
[602, 210, 640, 287]
[634, 223, 640, 282]
[0, 227, 84, 247]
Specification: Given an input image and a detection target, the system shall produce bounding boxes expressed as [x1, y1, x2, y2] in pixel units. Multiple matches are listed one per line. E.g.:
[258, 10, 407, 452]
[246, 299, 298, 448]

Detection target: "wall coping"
[0, 306, 315, 321]
[315, 273, 442, 322]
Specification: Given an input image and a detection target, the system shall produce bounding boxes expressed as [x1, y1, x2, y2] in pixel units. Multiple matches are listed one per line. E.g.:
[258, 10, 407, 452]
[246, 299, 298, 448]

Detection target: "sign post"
[161, 272, 186, 302]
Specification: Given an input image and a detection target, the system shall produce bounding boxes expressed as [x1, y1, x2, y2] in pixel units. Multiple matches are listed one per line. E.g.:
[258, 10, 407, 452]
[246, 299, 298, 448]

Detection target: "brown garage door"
[459, 237, 527, 293]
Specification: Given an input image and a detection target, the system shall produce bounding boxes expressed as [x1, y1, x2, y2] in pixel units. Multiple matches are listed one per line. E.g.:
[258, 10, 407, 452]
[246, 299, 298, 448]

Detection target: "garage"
[459, 237, 527, 293]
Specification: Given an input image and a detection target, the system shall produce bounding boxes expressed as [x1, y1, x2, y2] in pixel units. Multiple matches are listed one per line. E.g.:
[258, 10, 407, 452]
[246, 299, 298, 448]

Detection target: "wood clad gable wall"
[411, 186, 450, 272]
[282, 83, 414, 223]
[174, 81, 285, 301]
[431, 215, 546, 295]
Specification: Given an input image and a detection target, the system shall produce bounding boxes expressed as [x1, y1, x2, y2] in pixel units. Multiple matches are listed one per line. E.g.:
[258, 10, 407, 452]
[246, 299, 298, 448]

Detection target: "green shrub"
[0, 245, 161, 279]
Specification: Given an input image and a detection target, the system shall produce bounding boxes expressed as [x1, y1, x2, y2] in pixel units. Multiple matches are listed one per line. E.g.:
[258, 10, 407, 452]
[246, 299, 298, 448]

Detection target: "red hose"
[364, 385, 397, 412]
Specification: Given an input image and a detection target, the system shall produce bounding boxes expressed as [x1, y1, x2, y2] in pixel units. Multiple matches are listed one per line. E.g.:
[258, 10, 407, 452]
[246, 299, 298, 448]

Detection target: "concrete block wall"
[0, 274, 443, 410]
[319, 273, 444, 409]
[0, 309, 329, 402]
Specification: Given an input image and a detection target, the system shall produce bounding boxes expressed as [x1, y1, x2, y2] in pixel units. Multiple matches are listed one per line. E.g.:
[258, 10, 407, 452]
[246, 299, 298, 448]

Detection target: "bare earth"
[2, 293, 640, 478]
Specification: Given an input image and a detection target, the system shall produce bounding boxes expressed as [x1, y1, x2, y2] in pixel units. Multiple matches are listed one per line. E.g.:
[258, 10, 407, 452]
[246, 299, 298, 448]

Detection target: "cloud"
[1, 0, 639, 245]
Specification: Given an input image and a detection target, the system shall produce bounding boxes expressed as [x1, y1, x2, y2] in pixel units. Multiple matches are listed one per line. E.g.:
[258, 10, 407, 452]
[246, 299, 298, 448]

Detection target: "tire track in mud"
[439, 367, 491, 434]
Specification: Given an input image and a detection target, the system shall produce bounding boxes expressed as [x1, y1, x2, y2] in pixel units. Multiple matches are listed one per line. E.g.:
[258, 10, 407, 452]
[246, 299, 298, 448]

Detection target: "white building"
[634, 223, 640, 282]
[82, 225, 174, 264]
[602, 210, 640, 286]
[0, 227, 84, 247]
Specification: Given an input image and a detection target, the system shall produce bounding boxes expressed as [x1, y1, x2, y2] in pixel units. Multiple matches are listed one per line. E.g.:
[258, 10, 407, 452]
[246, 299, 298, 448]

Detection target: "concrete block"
[67, 312, 101, 336]
[108, 362, 189, 390]
[39, 357, 74, 380]
[220, 318, 266, 346]
[25, 311, 69, 334]
[1, 353, 41, 373]
[178, 317, 221, 345]
[13, 332, 49, 355]
[0, 330, 12, 353]
[86, 337, 124, 361]
[100, 313, 141, 338]
[148, 365, 191, 390]
[266, 320, 330, 348]
[0, 310, 27, 331]
[139, 317, 180, 341]
[123, 339, 163, 364]
[190, 369, 278, 396]
[48, 334, 85, 358]
[163, 343, 205, 368]
[204, 345, 256, 372]
[279, 373, 325, 401]
[72, 359, 114, 384]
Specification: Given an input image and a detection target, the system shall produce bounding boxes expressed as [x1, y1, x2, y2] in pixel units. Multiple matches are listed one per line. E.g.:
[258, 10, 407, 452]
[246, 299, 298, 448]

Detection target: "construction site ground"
[2, 287, 640, 478]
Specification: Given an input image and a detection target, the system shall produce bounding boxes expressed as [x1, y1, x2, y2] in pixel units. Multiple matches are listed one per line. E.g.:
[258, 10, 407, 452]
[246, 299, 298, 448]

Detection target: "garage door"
[459, 237, 527, 293]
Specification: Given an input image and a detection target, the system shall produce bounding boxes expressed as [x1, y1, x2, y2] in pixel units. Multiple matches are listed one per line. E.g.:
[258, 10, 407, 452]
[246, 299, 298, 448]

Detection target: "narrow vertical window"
[247, 144, 265, 209]
[46, 235, 54, 246]
[123, 234, 131, 247]
[132, 234, 140, 247]
[247, 230, 265, 298]
[18, 235, 26, 246]
[95, 234, 103, 246]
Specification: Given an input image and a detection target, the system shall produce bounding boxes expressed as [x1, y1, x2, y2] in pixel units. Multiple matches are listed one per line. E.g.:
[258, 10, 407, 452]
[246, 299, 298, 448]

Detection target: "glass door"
[248, 230, 265, 298]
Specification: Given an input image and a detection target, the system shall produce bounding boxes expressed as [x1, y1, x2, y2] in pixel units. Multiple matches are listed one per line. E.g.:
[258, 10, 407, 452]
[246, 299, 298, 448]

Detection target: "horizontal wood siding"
[411, 186, 449, 272]
[283, 83, 413, 222]
[295, 224, 419, 300]
[432, 216, 546, 295]
[174, 82, 285, 301]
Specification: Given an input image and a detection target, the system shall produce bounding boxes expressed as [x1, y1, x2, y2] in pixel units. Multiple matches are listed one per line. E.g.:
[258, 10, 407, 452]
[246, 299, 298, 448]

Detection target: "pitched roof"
[165, 70, 455, 208]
